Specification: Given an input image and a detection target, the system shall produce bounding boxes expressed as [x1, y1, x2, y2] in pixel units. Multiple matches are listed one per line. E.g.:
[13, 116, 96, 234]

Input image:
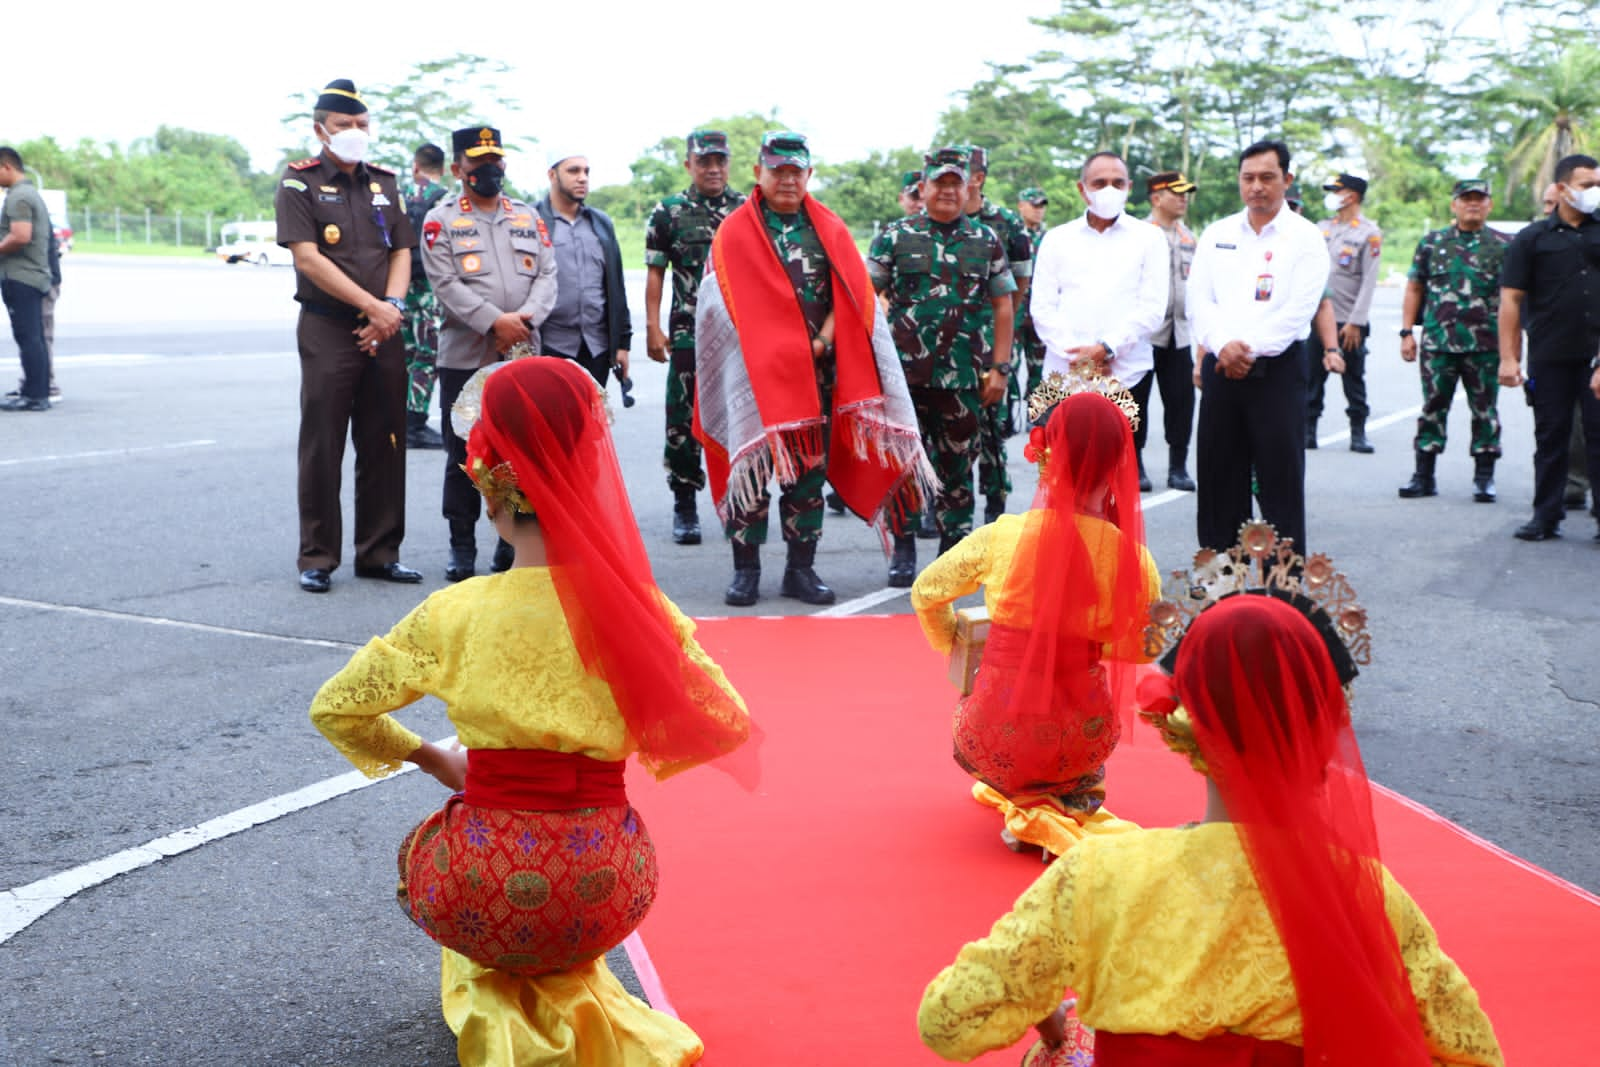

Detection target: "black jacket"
[534, 196, 632, 353]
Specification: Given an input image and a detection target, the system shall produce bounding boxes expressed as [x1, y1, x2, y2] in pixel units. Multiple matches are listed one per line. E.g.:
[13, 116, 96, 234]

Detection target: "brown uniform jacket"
[274, 151, 416, 310]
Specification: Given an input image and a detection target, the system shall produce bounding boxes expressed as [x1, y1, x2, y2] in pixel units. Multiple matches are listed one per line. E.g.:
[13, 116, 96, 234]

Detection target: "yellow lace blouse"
[310, 568, 748, 779]
[918, 823, 1503, 1065]
[911, 513, 1161, 657]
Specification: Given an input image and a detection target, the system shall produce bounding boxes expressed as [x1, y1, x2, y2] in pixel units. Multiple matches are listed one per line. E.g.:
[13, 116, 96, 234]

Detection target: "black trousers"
[547, 340, 610, 388]
[1131, 342, 1196, 461]
[438, 366, 483, 539]
[1, 279, 49, 401]
[1308, 322, 1369, 422]
[1196, 343, 1308, 555]
[1529, 360, 1600, 525]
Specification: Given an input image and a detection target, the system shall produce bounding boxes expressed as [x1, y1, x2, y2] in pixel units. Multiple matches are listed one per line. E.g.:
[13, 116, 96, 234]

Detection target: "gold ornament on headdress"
[1026, 363, 1142, 432]
[464, 455, 535, 515]
[1138, 522, 1371, 770]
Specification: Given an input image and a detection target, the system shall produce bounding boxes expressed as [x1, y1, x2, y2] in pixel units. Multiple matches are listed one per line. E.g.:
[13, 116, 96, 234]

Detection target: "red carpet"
[626, 615, 1599, 1064]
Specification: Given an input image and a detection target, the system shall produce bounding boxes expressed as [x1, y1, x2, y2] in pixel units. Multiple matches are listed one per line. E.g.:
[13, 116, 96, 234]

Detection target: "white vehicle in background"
[216, 221, 292, 266]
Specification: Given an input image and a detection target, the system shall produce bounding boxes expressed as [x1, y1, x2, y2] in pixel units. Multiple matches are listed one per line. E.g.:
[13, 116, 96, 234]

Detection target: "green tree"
[1484, 41, 1600, 200]
[812, 147, 924, 234]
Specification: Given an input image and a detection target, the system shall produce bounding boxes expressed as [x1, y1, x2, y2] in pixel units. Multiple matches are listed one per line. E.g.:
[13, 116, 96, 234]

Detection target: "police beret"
[315, 79, 367, 116]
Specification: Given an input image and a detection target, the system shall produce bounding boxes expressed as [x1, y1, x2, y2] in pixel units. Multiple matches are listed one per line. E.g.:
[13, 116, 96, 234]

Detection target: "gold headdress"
[1138, 522, 1370, 771]
[1026, 363, 1141, 431]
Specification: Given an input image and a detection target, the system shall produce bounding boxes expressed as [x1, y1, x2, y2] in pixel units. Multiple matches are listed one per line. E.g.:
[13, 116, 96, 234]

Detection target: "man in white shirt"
[1031, 151, 1169, 489]
[1187, 140, 1330, 555]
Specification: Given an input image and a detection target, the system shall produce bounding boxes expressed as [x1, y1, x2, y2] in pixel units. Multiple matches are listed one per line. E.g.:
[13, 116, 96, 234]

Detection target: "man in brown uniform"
[275, 79, 421, 593]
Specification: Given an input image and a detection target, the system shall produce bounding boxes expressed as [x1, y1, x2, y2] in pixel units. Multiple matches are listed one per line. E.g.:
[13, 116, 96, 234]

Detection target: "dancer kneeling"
[310, 357, 751, 1066]
[911, 389, 1159, 856]
[918, 539, 1503, 1066]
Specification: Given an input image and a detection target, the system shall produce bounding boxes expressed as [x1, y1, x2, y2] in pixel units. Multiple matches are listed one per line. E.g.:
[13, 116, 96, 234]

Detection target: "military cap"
[923, 146, 971, 183]
[901, 169, 923, 190]
[1323, 173, 1369, 197]
[1147, 170, 1196, 195]
[688, 130, 730, 158]
[452, 126, 504, 159]
[315, 79, 367, 115]
[1452, 178, 1491, 198]
[1017, 187, 1048, 206]
[759, 131, 810, 169]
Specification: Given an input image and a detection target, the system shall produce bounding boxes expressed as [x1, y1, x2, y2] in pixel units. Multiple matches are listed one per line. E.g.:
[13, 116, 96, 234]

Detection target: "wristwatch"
[384, 296, 406, 313]
[1324, 346, 1340, 355]
[1398, 327, 1413, 337]
[991, 362, 1013, 378]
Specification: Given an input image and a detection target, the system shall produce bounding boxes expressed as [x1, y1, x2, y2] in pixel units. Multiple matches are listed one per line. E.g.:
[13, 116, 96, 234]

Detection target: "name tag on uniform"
[1216, 242, 1237, 250]
[1255, 274, 1274, 301]
[318, 193, 344, 204]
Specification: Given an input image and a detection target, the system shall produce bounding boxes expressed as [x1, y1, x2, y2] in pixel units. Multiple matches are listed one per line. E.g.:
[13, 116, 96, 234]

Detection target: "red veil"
[1173, 595, 1431, 1065]
[973, 393, 1152, 793]
[465, 358, 753, 783]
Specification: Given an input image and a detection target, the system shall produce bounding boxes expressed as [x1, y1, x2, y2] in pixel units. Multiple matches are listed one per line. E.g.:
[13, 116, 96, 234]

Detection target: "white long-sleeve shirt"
[1186, 203, 1329, 359]
[1031, 212, 1170, 388]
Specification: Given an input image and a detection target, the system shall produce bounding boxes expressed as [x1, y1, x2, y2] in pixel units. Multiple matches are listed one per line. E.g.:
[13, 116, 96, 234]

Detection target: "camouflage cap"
[759, 131, 810, 169]
[1452, 178, 1491, 198]
[901, 169, 923, 190]
[687, 129, 730, 158]
[1018, 186, 1048, 206]
[923, 146, 971, 183]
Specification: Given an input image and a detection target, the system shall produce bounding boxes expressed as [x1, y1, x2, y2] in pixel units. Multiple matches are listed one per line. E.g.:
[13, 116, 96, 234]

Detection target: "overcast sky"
[11, 0, 1061, 186]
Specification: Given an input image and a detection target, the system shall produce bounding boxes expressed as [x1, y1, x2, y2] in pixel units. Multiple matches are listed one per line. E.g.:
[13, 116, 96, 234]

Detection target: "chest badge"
[323, 224, 341, 246]
[370, 182, 382, 194]
[461, 254, 483, 273]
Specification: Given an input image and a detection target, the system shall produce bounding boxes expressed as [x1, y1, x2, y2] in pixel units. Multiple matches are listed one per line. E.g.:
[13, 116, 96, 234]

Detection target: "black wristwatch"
[1398, 327, 1413, 338]
[991, 362, 1013, 378]
[384, 296, 406, 313]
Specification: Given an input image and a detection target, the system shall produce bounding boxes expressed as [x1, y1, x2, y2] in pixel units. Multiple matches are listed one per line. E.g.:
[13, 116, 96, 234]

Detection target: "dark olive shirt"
[274, 152, 416, 310]
[1499, 211, 1600, 365]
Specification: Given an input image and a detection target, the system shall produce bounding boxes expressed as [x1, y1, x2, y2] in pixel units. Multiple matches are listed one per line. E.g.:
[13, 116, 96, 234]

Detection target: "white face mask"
[1566, 184, 1600, 215]
[1085, 185, 1128, 220]
[1324, 191, 1346, 214]
[320, 124, 371, 165]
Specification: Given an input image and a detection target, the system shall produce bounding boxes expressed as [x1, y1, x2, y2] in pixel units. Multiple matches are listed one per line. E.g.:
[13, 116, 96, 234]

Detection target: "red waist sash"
[464, 749, 628, 811]
[1095, 1033, 1303, 1067]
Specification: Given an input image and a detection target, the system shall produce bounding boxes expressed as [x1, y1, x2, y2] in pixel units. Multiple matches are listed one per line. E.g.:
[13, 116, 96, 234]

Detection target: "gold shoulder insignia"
[287, 158, 320, 171]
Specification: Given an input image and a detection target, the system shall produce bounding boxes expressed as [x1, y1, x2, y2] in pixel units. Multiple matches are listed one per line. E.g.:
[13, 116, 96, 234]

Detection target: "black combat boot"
[983, 496, 1006, 525]
[780, 539, 836, 605]
[1473, 454, 1497, 503]
[672, 487, 702, 545]
[1137, 455, 1153, 493]
[406, 410, 444, 450]
[1305, 415, 1319, 450]
[887, 535, 917, 588]
[445, 520, 476, 582]
[916, 509, 940, 540]
[490, 538, 515, 572]
[1167, 445, 1196, 491]
[937, 531, 964, 556]
[724, 540, 761, 607]
[1397, 451, 1437, 498]
[1349, 417, 1375, 454]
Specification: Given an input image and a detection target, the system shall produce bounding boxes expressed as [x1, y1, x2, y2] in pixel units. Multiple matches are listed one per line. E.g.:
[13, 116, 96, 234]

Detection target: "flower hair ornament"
[1137, 522, 1370, 770]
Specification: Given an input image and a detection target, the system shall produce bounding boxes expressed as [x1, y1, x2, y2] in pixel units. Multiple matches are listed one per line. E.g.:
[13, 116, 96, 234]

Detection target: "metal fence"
[60, 208, 272, 250]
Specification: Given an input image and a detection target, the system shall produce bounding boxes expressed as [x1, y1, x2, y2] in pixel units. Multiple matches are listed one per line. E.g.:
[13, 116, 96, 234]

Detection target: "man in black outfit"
[1498, 153, 1600, 542]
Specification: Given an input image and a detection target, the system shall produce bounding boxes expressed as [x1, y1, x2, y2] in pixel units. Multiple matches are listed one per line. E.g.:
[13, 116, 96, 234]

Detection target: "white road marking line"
[1316, 404, 1422, 446]
[0, 596, 360, 651]
[0, 738, 454, 944]
[54, 352, 292, 366]
[0, 439, 218, 467]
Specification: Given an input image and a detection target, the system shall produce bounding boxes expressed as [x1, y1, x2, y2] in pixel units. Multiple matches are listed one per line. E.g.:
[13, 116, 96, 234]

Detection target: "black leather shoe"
[445, 548, 475, 582]
[1513, 520, 1561, 542]
[490, 540, 515, 572]
[1138, 472, 1153, 493]
[1349, 420, 1375, 454]
[354, 562, 424, 582]
[0, 395, 49, 412]
[1167, 469, 1196, 492]
[299, 568, 331, 593]
[406, 423, 445, 450]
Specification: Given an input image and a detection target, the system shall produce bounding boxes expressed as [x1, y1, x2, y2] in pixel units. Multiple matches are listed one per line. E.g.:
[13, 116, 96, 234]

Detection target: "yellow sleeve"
[1386, 874, 1505, 1066]
[662, 596, 750, 723]
[911, 525, 995, 655]
[308, 600, 439, 779]
[918, 845, 1083, 1061]
[1100, 543, 1163, 663]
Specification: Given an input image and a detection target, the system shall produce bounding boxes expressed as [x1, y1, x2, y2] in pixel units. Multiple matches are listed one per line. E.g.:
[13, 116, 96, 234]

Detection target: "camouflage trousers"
[1415, 349, 1501, 456]
[725, 359, 834, 547]
[978, 374, 1017, 502]
[664, 345, 705, 492]
[894, 385, 982, 539]
[401, 281, 441, 416]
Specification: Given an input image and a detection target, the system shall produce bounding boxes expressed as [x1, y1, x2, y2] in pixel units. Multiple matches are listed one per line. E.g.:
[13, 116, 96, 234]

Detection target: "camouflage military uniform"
[1017, 221, 1048, 400]
[726, 201, 835, 547]
[401, 179, 449, 416]
[645, 185, 746, 492]
[970, 198, 1032, 505]
[868, 212, 1016, 540]
[1409, 224, 1510, 456]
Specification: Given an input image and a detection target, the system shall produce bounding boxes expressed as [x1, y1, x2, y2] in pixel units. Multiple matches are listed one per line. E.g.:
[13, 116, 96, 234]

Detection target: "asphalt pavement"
[1, 254, 1595, 1065]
